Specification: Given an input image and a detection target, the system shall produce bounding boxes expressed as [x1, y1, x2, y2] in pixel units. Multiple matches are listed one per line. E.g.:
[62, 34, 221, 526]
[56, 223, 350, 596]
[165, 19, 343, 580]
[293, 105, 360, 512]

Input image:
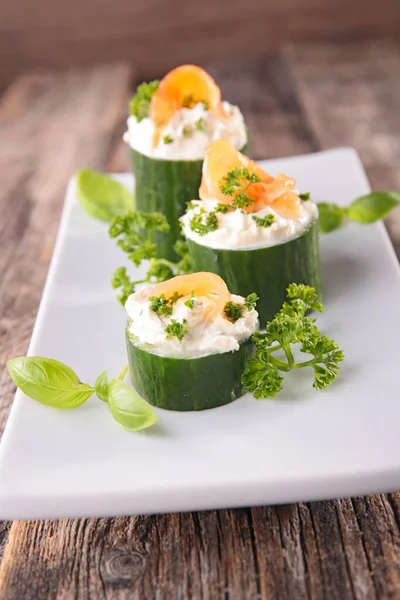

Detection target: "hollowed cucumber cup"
[126, 327, 254, 412]
[186, 219, 322, 326]
[130, 139, 249, 261]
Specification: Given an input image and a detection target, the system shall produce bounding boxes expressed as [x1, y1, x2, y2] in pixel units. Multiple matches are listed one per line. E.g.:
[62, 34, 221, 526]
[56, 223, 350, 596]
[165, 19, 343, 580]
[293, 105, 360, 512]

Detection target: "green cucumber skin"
[186, 219, 322, 327]
[131, 140, 249, 261]
[131, 149, 202, 260]
[126, 329, 253, 411]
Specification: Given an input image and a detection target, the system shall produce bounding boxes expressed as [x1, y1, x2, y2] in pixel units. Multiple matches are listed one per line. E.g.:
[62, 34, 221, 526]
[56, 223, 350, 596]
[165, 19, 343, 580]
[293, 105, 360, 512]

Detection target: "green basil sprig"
[8, 356, 157, 432]
[318, 191, 400, 233]
[318, 203, 346, 233]
[7, 357, 94, 409]
[94, 370, 109, 403]
[77, 169, 135, 222]
[107, 379, 158, 431]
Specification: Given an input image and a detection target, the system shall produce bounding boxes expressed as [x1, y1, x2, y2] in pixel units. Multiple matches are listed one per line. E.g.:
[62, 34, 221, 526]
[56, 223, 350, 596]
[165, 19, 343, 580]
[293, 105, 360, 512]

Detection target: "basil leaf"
[95, 370, 109, 402]
[347, 192, 400, 223]
[77, 169, 135, 222]
[107, 379, 157, 431]
[318, 203, 346, 233]
[7, 357, 94, 409]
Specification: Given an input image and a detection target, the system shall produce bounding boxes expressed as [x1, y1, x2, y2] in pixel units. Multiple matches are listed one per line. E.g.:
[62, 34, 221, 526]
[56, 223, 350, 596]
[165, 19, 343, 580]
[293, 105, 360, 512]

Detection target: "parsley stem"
[282, 345, 295, 367]
[133, 279, 148, 286]
[293, 358, 318, 368]
[163, 259, 178, 268]
[268, 344, 282, 353]
[269, 356, 291, 372]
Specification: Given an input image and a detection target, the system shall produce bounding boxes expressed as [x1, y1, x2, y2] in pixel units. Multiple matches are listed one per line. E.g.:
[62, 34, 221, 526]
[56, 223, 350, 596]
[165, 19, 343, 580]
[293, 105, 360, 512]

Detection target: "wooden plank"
[0, 63, 133, 436]
[1, 43, 400, 599]
[286, 39, 400, 257]
[1, 0, 400, 89]
[0, 62, 133, 589]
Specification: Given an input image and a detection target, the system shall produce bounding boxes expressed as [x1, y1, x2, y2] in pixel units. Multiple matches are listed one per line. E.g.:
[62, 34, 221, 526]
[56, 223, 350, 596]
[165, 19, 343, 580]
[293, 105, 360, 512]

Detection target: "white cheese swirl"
[123, 101, 247, 161]
[181, 198, 318, 250]
[125, 288, 258, 358]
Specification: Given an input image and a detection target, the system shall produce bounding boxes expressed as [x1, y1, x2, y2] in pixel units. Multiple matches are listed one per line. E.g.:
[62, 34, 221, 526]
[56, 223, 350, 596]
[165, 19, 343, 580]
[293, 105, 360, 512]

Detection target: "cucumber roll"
[181, 139, 322, 325]
[124, 272, 258, 411]
[124, 65, 249, 260]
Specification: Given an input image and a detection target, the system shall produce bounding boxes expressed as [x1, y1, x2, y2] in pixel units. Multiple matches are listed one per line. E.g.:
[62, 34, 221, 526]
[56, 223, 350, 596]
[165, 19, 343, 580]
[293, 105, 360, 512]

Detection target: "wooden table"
[1, 40, 400, 599]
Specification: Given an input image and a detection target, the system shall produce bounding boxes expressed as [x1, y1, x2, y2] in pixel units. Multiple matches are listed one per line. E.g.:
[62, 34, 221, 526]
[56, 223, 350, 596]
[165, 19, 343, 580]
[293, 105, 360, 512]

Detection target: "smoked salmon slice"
[149, 272, 230, 320]
[150, 65, 222, 146]
[199, 139, 301, 219]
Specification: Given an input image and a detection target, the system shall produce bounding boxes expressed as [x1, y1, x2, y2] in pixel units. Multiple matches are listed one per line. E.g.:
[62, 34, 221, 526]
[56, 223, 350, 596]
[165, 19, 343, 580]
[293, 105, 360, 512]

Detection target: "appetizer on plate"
[181, 139, 322, 324]
[125, 272, 258, 411]
[124, 65, 249, 260]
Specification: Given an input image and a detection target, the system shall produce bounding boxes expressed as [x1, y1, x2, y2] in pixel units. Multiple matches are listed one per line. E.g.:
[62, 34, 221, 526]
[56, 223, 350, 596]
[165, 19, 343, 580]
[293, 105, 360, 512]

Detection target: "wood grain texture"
[1, 0, 400, 89]
[0, 62, 133, 595]
[0, 63, 133, 436]
[286, 39, 400, 257]
[1, 42, 400, 599]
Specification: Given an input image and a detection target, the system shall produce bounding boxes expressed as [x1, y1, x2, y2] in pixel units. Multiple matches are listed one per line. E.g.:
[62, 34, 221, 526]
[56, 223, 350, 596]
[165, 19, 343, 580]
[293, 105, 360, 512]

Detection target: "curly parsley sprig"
[242, 284, 344, 398]
[220, 167, 261, 210]
[109, 211, 192, 304]
[130, 80, 160, 122]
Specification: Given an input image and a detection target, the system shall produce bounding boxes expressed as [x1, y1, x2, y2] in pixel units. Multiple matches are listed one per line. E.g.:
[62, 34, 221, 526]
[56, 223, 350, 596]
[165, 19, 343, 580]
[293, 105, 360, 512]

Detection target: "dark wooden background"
[1, 34, 400, 600]
[1, 0, 400, 89]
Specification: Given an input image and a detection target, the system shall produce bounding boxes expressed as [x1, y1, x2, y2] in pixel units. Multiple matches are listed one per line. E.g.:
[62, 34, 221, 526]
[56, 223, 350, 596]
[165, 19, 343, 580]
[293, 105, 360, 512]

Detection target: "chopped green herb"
[252, 214, 275, 227]
[215, 203, 231, 214]
[224, 292, 258, 322]
[189, 211, 219, 236]
[195, 117, 206, 131]
[169, 291, 183, 304]
[220, 167, 261, 210]
[242, 284, 344, 398]
[182, 125, 192, 136]
[163, 134, 174, 144]
[184, 291, 195, 309]
[165, 319, 189, 342]
[149, 294, 173, 317]
[129, 80, 159, 122]
[299, 192, 311, 201]
[221, 167, 261, 195]
[182, 95, 209, 110]
[223, 301, 244, 323]
[182, 94, 195, 108]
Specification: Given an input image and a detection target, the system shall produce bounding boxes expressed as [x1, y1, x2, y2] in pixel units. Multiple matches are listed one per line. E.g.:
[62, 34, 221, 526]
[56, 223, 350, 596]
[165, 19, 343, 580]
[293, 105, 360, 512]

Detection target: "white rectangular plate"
[1, 148, 400, 520]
